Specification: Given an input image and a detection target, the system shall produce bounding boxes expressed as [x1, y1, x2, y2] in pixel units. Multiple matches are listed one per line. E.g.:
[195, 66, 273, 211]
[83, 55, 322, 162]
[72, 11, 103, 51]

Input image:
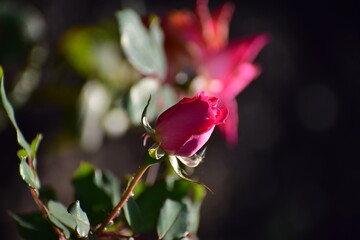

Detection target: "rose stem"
[95, 162, 153, 234]
[27, 157, 67, 240]
[98, 232, 145, 240]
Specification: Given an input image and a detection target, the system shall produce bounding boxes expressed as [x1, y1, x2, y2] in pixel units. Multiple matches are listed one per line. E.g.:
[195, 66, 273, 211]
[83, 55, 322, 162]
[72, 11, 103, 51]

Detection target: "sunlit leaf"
[30, 134, 42, 168]
[148, 15, 166, 80]
[128, 77, 159, 124]
[0, 66, 31, 154]
[157, 199, 188, 240]
[47, 200, 76, 230]
[19, 157, 40, 189]
[116, 9, 166, 80]
[68, 201, 90, 238]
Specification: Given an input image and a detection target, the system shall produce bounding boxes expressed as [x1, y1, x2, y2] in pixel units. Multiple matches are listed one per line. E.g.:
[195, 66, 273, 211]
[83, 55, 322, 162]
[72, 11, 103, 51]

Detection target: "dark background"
[1, 0, 360, 239]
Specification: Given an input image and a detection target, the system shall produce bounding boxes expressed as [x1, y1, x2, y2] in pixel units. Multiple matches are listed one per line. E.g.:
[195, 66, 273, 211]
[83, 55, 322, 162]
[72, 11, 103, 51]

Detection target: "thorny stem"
[27, 157, 67, 240]
[95, 162, 154, 234]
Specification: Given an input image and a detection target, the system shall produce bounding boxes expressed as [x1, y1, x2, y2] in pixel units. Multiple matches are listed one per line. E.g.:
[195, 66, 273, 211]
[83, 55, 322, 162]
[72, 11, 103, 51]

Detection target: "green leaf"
[30, 134, 42, 167]
[183, 198, 202, 235]
[19, 157, 40, 189]
[135, 180, 168, 232]
[72, 161, 120, 225]
[116, 9, 166, 80]
[128, 77, 159, 124]
[157, 199, 188, 240]
[193, 183, 206, 203]
[0, 66, 31, 154]
[148, 15, 166, 80]
[124, 197, 143, 233]
[48, 214, 71, 239]
[47, 200, 76, 230]
[10, 212, 58, 240]
[69, 201, 90, 238]
[167, 178, 192, 201]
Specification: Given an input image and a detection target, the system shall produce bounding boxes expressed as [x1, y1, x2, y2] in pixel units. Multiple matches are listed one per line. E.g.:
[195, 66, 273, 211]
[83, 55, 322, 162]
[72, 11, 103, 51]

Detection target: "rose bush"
[155, 91, 228, 157]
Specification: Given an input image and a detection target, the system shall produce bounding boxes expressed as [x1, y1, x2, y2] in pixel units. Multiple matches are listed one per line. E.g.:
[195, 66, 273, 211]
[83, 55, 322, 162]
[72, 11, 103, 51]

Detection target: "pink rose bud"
[155, 91, 228, 157]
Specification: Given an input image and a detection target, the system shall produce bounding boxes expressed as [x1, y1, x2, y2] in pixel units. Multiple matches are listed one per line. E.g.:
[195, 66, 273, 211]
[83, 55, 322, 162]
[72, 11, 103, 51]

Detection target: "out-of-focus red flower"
[163, 0, 269, 145]
[155, 91, 227, 157]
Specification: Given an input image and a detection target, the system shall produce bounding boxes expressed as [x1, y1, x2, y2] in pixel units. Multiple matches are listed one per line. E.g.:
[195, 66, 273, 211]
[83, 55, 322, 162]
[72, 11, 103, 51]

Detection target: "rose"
[155, 91, 228, 157]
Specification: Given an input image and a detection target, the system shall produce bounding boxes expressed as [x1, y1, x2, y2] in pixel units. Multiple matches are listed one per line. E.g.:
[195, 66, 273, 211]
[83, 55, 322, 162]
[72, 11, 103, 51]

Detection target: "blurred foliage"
[1, 7, 206, 234]
[60, 11, 178, 152]
[0, 2, 47, 130]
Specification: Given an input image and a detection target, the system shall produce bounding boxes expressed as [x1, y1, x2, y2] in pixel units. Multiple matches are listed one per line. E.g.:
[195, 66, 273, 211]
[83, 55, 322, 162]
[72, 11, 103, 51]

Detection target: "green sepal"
[141, 95, 156, 139]
[144, 151, 164, 166]
[148, 143, 165, 160]
[167, 156, 212, 193]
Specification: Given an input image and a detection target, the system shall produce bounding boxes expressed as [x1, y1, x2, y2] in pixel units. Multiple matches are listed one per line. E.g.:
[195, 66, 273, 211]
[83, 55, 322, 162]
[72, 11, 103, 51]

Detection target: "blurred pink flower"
[163, 0, 269, 145]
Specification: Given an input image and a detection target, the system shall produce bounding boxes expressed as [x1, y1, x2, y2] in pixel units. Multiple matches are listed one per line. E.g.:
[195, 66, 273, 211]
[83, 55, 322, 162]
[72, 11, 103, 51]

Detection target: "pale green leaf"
[128, 77, 159, 124]
[0, 66, 31, 154]
[69, 201, 90, 238]
[19, 157, 40, 189]
[149, 15, 166, 80]
[47, 201, 76, 230]
[116, 9, 166, 80]
[30, 134, 42, 168]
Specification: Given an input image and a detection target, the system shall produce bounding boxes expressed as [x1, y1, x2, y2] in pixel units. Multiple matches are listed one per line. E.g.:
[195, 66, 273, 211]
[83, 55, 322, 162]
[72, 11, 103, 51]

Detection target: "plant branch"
[27, 157, 67, 240]
[95, 161, 154, 234]
[98, 232, 145, 240]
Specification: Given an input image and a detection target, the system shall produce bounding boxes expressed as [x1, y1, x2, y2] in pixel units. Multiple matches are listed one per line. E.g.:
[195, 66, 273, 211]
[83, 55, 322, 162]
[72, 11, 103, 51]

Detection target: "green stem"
[95, 161, 154, 234]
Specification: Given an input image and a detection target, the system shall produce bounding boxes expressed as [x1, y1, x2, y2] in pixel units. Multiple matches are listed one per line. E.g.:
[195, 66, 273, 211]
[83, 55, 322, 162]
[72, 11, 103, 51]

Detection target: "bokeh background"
[1, 0, 359, 239]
